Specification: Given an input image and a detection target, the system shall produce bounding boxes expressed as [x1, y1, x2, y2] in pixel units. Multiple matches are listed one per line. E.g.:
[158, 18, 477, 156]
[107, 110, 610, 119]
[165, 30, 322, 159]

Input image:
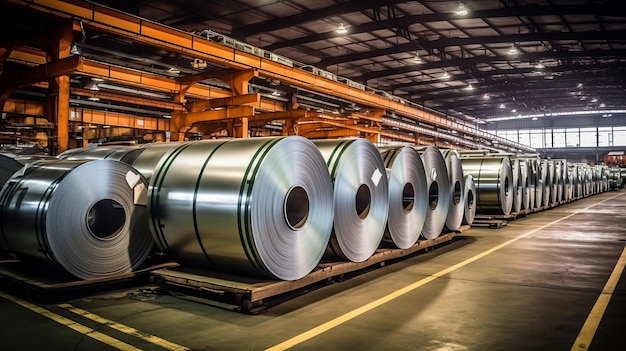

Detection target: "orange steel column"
[46, 21, 73, 154]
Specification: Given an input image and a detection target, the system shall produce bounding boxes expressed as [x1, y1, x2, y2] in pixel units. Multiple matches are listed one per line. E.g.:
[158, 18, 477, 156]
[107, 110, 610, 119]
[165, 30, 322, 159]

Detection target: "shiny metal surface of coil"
[416, 146, 450, 239]
[315, 139, 388, 262]
[57, 145, 145, 164]
[462, 174, 476, 225]
[540, 160, 552, 206]
[0, 159, 152, 279]
[133, 142, 191, 181]
[379, 146, 427, 249]
[150, 137, 334, 280]
[511, 158, 522, 213]
[460, 157, 513, 215]
[516, 158, 531, 211]
[442, 149, 465, 231]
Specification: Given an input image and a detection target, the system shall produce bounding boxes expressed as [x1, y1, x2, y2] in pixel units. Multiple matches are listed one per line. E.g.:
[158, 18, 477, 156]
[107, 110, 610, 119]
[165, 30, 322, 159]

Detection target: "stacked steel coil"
[0, 159, 153, 279]
[149, 136, 334, 280]
[510, 158, 523, 213]
[416, 146, 450, 239]
[462, 174, 476, 225]
[460, 156, 514, 215]
[58, 145, 144, 164]
[441, 149, 465, 232]
[379, 146, 428, 249]
[315, 139, 389, 262]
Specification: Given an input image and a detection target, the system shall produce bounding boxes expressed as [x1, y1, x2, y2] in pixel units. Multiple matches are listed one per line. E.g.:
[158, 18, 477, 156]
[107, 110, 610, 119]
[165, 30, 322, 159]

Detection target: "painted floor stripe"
[0, 291, 142, 351]
[265, 193, 623, 351]
[570, 245, 626, 351]
[58, 303, 190, 351]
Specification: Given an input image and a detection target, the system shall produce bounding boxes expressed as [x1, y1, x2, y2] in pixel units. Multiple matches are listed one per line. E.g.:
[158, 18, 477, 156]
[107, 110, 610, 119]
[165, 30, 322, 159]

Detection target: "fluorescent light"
[455, 2, 468, 16]
[440, 71, 450, 79]
[271, 90, 280, 96]
[88, 97, 100, 101]
[168, 67, 181, 75]
[511, 109, 517, 113]
[499, 103, 506, 109]
[465, 84, 474, 90]
[532, 117, 538, 121]
[91, 77, 104, 82]
[508, 44, 519, 55]
[534, 62, 545, 69]
[336, 23, 347, 34]
[483, 94, 490, 100]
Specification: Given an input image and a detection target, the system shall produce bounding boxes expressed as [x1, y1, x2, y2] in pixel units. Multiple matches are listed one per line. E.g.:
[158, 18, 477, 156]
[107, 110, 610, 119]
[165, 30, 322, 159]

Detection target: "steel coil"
[379, 146, 427, 249]
[539, 160, 552, 206]
[462, 174, 476, 225]
[516, 158, 531, 211]
[461, 156, 513, 215]
[0, 159, 152, 279]
[149, 136, 334, 280]
[0, 153, 52, 189]
[442, 149, 465, 232]
[314, 139, 388, 262]
[416, 146, 450, 239]
[511, 158, 522, 213]
[132, 142, 191, 181]
[57, 145, 144, 164]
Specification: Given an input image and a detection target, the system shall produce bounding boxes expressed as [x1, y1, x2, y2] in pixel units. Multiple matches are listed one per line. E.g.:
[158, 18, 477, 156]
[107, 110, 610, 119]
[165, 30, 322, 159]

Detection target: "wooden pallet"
[0, 257, 178, 303]
[151, 232, 459, 314]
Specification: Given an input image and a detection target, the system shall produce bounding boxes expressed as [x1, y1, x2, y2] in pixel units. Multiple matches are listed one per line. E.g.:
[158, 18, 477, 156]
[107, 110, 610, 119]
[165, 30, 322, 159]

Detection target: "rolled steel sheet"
[132, 142, 191, 181]
[0, 153, 53, 189]
[460, 157, 513, 215]
[541, 160, 554, 206]
[379, 146, 427, 249]
[462, 174, 476, 225]
[0, 159, 152, 279]
[517, 158, 531, 211]
[442, 149, 465, 232]
[526, 158, 540, 210]
[416, 146, 450, 239]
[511, 158, 522, 213]
[57, 145, 144, 164]
[315, 139, 388, 262]
[150, 136, 334, 280]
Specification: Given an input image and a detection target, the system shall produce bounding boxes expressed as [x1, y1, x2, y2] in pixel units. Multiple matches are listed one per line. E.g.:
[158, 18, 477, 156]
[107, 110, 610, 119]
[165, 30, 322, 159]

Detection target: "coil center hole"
[87, 199, 125, 240]
[402, 183, 415, 213]
[284, 186, 309, 229]
[355, 184, 371, 219]
[467, 190, 474, 209]
[453, 180, 462, 205]
[429, 181, 439, 210]
[504, 177, 510, 197]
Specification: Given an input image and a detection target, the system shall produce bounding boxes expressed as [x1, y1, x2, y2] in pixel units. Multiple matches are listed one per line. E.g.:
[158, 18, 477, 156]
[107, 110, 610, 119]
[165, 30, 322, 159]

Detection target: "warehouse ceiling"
[87, 0, 626, 126]
[1, 0, 625, 133]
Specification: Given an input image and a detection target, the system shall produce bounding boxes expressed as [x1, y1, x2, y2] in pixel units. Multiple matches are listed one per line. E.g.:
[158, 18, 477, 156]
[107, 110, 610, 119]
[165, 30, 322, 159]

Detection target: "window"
[598, 127, 612, 147]
[579, 127, 596, 147]
[566, 128, 580, 147]
[553, 129, 565, 147]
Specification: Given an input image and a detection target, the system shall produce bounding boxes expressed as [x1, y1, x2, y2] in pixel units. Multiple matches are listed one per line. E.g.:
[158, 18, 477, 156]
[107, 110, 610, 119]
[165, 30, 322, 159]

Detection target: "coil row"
[1, 138, 618, 281]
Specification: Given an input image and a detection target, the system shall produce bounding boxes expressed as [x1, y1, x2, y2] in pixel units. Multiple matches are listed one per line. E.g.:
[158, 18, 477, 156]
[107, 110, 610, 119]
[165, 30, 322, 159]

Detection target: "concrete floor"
[1, 190, 625, 351]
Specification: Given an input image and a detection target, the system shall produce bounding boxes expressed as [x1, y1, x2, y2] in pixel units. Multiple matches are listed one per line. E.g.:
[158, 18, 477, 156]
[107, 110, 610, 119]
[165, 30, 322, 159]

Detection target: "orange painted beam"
[3, 99, 45, 115]
[71, 87, 184, 111]
[73, 109, 170, 130]
[0, 55, 82, 93]
[170, 106, 255, 132]
[252, 109, 308, 122]
[187, 93, 260, 112]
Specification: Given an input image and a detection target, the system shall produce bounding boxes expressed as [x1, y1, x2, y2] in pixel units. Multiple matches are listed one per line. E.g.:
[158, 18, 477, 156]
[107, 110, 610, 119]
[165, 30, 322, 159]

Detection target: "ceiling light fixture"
[534, 61, 545, 69]
[88, 97, 100, 101]
[600, 103, 606, 108]
[577, 83, 583, 88]
[499, 103, 506, 109]
[483, 93, 490, 99]
[70, 43, 80, 55]
[455, 1, 468, 16]
[511, 109, 517, 113]
[532, 117, 538, 121]
[440, 70, 450, 79]
[465, 83, 474, 90]
[168, 67, 181, 75]
[413, 52, 423, 63]
[271, 90, 280, 96]
[336, 22, 347, 34]
[507, 44, 520, 55]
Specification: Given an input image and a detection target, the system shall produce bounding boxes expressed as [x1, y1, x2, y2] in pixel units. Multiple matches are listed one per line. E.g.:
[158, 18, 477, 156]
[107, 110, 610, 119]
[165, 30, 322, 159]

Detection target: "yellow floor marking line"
[58, 303, 190, 351]
[570, 245, 626, 351]
[266, 192, 624, 351]
[0, 291, 142, 351]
